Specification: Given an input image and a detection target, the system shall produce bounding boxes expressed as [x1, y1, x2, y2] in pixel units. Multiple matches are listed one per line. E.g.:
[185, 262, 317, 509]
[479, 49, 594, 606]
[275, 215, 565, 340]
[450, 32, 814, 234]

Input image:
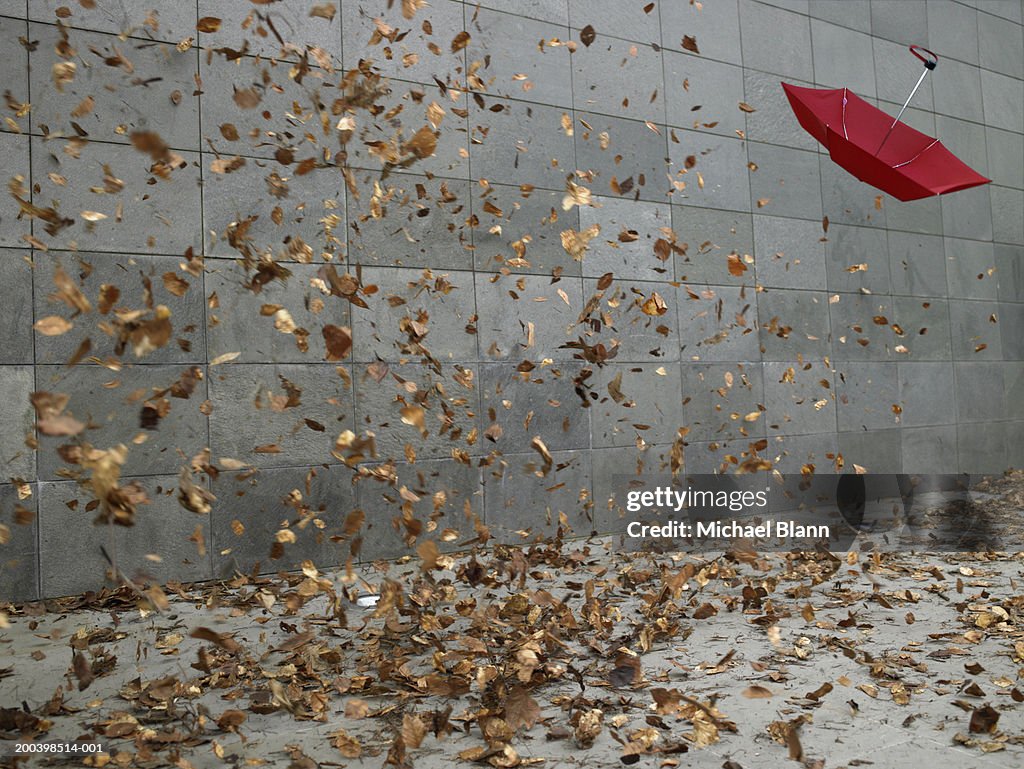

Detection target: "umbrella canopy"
[782, 83, 990, 202]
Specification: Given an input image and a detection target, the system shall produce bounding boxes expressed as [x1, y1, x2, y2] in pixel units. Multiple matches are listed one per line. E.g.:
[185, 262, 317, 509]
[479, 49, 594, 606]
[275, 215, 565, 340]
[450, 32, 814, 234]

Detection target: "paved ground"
[3, 476, 1024, 768]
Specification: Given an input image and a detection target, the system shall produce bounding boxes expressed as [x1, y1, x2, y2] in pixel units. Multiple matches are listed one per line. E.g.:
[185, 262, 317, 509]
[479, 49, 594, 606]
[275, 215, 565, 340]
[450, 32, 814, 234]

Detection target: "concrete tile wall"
[1, 0, 1021, 601]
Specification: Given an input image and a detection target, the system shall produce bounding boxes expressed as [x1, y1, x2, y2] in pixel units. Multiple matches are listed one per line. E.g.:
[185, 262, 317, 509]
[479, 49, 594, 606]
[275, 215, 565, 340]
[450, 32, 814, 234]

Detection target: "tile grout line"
[194, 0, 215, 582]
[21, 2, 41, 601]
[564, 0, 594, 477]
[734, 0, 762, 475]
[804, 0, 842, 450]
[662, 0, 689, 478]
[459, 0, 487, 529]
[9, 8, 1024, 85]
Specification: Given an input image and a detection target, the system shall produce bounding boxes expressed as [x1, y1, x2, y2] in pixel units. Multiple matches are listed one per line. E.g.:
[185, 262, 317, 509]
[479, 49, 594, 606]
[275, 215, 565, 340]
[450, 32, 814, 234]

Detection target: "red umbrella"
[782, 46, 990, 202]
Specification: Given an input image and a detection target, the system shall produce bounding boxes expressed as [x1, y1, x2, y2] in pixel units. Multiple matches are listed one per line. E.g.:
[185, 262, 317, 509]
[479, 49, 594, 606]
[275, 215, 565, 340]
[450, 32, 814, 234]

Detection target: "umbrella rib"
[893, 139, 939, 168]
[841, 88, 849, 140]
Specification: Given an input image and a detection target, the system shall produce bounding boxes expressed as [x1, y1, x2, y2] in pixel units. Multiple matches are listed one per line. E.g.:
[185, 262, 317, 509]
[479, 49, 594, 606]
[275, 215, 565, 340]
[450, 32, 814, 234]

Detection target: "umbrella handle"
[910, 45, 938, 70]
[876, 48, 937, 155]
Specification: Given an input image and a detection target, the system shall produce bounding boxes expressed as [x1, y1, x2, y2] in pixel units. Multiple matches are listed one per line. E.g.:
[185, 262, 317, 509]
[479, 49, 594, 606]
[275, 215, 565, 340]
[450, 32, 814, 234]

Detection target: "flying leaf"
[505, 687, 542, 730]
[451, 31, 471, 52]
[323, 325, 352, 361]
[34, 316, 73, 336]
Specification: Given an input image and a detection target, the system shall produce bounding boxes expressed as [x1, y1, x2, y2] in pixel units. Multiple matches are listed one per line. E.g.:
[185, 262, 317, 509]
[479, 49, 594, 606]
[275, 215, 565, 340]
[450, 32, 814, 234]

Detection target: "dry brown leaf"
[34, 316, 73, 336]
[451, 30, 471, 52]
[323, 325, 353, 361]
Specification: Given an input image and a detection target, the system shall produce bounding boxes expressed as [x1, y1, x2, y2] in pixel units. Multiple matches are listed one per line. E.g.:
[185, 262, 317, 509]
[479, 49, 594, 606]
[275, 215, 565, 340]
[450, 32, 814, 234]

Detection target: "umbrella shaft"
[877, 68, 929, 154]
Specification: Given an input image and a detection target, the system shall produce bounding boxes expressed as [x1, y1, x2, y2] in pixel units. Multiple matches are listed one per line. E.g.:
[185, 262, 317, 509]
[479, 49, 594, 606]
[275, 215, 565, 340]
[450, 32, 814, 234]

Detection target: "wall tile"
[664, 52, 744, 137]
[0, 482, 37, 603]
[0, 15, 28, 135]
[29, 0, 197, 44]
[928, 0, 980, 66]
[812, 20, 877, 96]
[811, 0, 871, 33]
[985, 128, 1024, 190]
[198, 0, 341, 61]
[992, 186, 1024, 245]
[892, 295, 952, 360]
[580, 197, 672, 280]
[576, 111, 670, 203]
[660, 0, 742, 65]
[897, 361, 956, 426]
[954, 360, 1007, 420]
[765, 360, 835, 436]
[748, 143, 823, 220]
[669, 131, 751, 211]
[576, 38, 665, 123]
[0, 133, 30, 248]
[477, 185, 582, 276]
[870, 0, 929, 46]
[743, 69, 819, 151]
[958, 420, 1008, 473]
[34, 251, 207, 365]
[933, 58, 984, 122]
[471, 96, 576, 190]
[355, 458, 483, 560]
[36, 364, 208, 480]
[0, 366, 34, 481]
[469, 8, 572, 108]
[978, 9, 1024, 75]
[949, 298, 1002, 359]
[474, 0, 568, 25]
[480, 361, 590, 451]
[203, 155, 348, 261]
[679, 283, 760, 362]
[206, 261, 347, 364]
[29, 24, 199, 149]
[679, 361, 766, 443]
[483, 447, 593, 540]
[31, 137, 202, 254]
[824, 223, 890, 294]
[582, 276, 680, 362]
[889, 231, 947, 296]
[476, 271, 583, 361]
[754, 215, 827, 290]
[351, 361, 479, 461]
[945, 237, 997, 300]
[211, 463, 354, 576]
[757, 287, 831, 361]
[0, 250, 33, 365]
[901, 424, 958, 473]
[352, 265, 477, 363]
[590, 362, 684, 447]
[675, 207, 755, 285]
[39, 474, 212, 597]
[348, 175, 471, 270]
[569, 0, 661, 43]
[835, 360, 899, 430]
[739, 0, 813, 81]
[208, 362, 352, 468]
[343, 0, 466, 83]
[996, 244, 1024, 301]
